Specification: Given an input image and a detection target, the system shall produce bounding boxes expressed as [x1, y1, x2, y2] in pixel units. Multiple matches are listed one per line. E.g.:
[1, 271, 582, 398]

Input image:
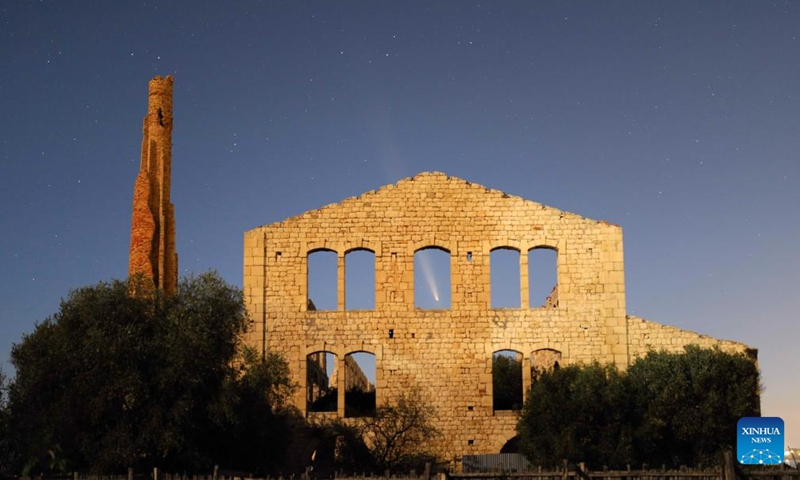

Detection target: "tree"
[626, 346, 761, 467]
[516, 347, 761, 468]
[359, 391, 440, 472]
[212, 346, 298, 476]
[0, 370, 13, 477]
[326, 391, 439, 473]
[517, 363, 633, 469]
[9, 277, 159, 474]
[6, 272, 295, 474]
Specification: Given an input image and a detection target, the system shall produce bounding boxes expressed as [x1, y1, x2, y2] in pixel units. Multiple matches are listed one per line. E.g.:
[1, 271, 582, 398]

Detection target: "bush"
[6, 273, 296, 475]
[517, 347, 760, 468]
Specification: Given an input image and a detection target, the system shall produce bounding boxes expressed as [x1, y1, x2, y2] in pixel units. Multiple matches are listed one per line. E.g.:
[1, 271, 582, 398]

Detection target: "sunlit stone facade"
[243, 171, 749, 462]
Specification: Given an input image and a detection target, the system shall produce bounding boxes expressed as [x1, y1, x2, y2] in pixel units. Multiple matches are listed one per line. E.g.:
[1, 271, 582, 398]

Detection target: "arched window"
[345, 249, 375, 310]
[307, 351, 337, 412]
[414, 247, 451, 309]
[492, 350, 523, 411]
[344, 351, 376, 417]
[531, 348, 562, 380]
[308, 249, 337, 310]
[528, 247, 558, 308]
[500, 436, 521, 454]
[490, 247, 521, 308]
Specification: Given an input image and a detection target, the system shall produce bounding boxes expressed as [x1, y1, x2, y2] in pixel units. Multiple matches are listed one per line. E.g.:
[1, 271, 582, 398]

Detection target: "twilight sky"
[1, 1, 798, 448]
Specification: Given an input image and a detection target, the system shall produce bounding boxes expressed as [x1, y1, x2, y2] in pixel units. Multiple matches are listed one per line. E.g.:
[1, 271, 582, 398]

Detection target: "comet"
[417, 251, 440, 302]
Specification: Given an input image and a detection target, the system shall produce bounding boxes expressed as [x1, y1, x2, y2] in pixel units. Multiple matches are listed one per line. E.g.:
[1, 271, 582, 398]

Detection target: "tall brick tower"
[128, 75, 178, 294]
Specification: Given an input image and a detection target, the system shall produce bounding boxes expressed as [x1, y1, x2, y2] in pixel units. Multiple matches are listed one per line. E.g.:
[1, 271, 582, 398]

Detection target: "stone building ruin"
[129, 75, 178, 294]
[242, 171, 750, 462]
[124, 78, 752, 466]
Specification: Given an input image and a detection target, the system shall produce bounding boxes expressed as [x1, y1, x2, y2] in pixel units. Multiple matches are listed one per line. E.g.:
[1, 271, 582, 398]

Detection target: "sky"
[1, 1, 798, 449]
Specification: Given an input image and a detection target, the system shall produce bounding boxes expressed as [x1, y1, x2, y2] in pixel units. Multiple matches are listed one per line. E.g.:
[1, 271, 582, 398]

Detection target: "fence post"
[128, 467, 134, 480]
[213, 465, 219, 480]
[563, 459, 569, 480]
[154, 467, 159, 480]
[723, 450, 736, 480]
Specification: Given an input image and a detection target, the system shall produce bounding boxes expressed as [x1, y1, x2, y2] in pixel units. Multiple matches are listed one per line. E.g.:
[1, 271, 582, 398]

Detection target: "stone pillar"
[520, 250, 529, 308]
[338, 252, 346, 310]
[337, 355, 346, 417]
[129, 75, 178, 294]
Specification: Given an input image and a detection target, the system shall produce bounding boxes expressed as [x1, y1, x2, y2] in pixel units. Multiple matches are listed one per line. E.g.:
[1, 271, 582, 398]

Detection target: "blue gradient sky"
[1, 2, 798, 448]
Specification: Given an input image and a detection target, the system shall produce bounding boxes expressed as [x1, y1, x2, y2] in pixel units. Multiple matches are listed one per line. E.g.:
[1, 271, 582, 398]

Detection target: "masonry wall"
[129, 75, 178, 294]
[244, 172, 633, 460]
[627, 315, 750, 359]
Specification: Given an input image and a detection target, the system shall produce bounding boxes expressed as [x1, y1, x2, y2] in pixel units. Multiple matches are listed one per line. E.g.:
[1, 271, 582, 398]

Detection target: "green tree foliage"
[517, 347, 761, 468]
[626, 346, 761, 467]
[518, 363, 632, 468]
[212, 347, 297, 476]
[7, 273, 295, 475]
[493, 353, 523, 410]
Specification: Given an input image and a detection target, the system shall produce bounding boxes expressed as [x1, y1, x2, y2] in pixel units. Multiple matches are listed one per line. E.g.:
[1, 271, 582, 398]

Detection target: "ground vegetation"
[517, 346, 760, 468]
[5, 273, 296, 475]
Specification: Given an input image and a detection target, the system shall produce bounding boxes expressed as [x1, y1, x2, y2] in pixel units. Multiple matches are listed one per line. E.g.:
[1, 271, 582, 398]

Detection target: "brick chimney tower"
[128, 75, 178, 294]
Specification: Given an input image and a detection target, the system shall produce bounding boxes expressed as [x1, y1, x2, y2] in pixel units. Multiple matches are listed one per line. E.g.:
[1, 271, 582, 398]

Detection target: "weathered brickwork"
[242, 171, 748, 462]
[627, 315, 749, 358]
[129, 75, 178, 294]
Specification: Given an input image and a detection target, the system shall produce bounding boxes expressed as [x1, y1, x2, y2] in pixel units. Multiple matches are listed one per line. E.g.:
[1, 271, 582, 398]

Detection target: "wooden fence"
[12, 452, 800, 480]
[452, 452, 800, 480]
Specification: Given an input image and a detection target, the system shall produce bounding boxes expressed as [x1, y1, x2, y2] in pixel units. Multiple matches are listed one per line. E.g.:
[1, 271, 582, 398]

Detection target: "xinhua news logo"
[737, 417, 784, 465]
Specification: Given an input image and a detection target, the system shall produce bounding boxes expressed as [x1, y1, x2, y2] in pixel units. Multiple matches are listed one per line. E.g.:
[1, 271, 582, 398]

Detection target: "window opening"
[528, 247, 558, 308]
[345, 249, 375, 310]
[344, 352, 376, 417]
[531, 348, 562, 380]
[307, 352, 337, 412]
[490, 247, 521, 308]
[493, 350, 523, 411]
[500, 436, 520, 453]
[414, 247, 451, 309]
[308, 249, 337, 310]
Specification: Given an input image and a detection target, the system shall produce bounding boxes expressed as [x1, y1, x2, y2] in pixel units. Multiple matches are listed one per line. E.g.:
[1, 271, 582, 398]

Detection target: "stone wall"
[627, 315, 750, 359]
[242, 171, 749, 462]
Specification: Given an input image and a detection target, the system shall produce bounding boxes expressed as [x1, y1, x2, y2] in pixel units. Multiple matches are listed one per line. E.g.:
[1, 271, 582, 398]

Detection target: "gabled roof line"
[251, 171, 619, 230]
